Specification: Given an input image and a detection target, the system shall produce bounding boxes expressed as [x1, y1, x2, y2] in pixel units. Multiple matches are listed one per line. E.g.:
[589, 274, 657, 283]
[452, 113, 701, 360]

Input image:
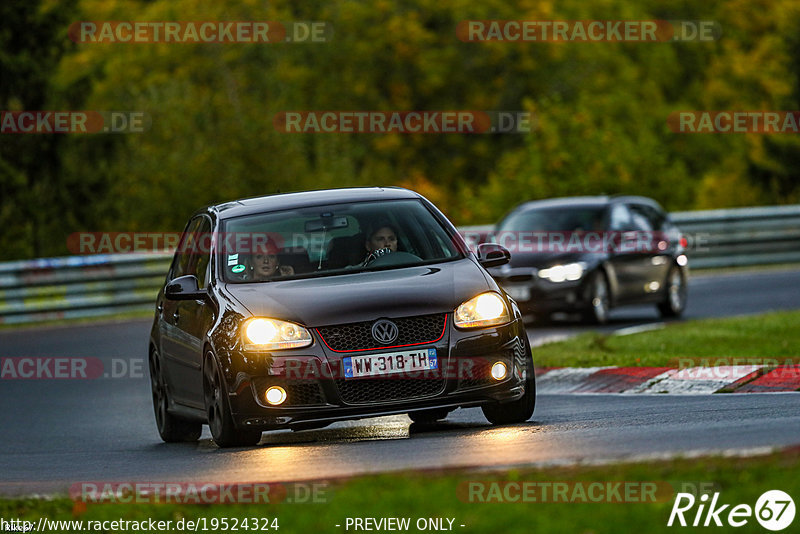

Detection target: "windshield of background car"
[498, 206, 607, 232]
[219, 199, 463, 282]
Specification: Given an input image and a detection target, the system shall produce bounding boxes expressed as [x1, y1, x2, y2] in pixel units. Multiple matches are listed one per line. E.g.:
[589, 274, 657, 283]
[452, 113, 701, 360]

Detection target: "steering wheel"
[363, 247, 393, 266]
[363, 249, 422, 267]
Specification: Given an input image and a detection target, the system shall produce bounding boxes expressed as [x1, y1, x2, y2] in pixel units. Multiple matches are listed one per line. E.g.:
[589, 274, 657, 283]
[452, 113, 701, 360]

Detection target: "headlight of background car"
[454, 292, 510, 329]
[243, 318, 312, 350]
[538, 262, 586, 283]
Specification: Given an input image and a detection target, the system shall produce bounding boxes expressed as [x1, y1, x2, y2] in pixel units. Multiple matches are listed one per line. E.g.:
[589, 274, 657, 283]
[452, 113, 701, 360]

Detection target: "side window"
[609, 204, 634, 231]
[630, 204, 664, 231]
[170, 217, 202, 280]
[649, 206, 667, 230]
[628, 205, 654, 232]
[191, 217, 212, 289]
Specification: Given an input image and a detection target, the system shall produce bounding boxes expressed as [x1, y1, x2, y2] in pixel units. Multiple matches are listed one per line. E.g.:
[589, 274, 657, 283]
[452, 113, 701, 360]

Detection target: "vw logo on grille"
[371, 319, 399, 345]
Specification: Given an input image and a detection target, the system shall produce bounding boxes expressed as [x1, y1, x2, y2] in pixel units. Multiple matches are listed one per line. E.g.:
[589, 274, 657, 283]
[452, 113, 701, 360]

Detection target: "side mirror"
[476, 243, 511, 268]
[165, 275, 208, 301]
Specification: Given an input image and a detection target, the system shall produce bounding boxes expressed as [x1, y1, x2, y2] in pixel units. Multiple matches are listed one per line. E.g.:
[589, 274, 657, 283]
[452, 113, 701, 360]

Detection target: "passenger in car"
[249, 242, 294, 280]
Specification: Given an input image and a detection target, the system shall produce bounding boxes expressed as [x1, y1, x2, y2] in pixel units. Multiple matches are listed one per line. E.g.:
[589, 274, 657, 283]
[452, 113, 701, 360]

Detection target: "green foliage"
[0, 0, 78, 258]
[3, 0, 800, 259]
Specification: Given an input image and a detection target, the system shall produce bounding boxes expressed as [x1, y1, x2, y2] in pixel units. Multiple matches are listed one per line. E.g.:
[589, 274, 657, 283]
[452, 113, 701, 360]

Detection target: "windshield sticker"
[231, 264, 245, 274]
[227, 253, 239, 266]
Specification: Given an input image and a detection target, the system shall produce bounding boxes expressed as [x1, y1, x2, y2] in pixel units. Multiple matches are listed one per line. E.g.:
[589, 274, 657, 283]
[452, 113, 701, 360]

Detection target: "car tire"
[582, 270, 611, 324]
[481, 338, 536, 425]
[658, 265, 687, 318]
[203, 351, 262, 448]
[149, 349, 202, 443]
[408, 408, 451, 424]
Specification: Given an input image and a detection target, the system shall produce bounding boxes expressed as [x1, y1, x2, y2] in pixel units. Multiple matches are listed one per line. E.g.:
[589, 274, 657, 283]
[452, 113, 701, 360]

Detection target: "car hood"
[223, 259, 492, 327]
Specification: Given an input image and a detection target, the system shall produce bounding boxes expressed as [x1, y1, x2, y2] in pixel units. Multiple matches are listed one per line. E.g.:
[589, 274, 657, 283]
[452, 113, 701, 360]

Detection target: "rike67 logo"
[668, 490, 795, 531]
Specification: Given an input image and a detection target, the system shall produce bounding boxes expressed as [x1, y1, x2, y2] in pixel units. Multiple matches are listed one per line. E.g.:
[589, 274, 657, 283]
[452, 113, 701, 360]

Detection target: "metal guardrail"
[0, 205, 798, 325]
[671, 205, 800, 269]
[0, 254, 171, 325]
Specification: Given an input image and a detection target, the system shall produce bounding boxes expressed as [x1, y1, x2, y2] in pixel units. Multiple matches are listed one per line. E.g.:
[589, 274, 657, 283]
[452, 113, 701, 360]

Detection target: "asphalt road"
[1, 268, 799, 496]
[526, 267, 800, 345]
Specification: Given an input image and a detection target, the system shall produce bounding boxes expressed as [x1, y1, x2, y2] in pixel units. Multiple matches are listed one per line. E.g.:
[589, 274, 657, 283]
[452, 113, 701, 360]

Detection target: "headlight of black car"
[454, 292, 510, 329]
[242, 318, 313, 351]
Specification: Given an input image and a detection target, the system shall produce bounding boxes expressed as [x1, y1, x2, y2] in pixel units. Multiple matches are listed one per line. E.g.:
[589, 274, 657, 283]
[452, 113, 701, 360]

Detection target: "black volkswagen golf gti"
[149, 187, 534, 447]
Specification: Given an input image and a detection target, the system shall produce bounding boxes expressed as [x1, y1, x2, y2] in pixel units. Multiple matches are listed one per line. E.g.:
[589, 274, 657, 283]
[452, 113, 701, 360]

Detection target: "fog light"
[491, 362, 507, 381]
[265, 386, 287, 406]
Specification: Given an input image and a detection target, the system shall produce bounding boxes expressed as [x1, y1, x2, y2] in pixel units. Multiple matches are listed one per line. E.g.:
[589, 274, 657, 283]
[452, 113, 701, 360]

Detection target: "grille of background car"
[316, 314, 447, 351]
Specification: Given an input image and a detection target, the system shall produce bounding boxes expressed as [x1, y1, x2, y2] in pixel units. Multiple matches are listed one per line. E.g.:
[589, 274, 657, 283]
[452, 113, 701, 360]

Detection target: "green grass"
[2, 452, 798, 533]
[533, 310, 800, 368]
[691, 262, 800, 276]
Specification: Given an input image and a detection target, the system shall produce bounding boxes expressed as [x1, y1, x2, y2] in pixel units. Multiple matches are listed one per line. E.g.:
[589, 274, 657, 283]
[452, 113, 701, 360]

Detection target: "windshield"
[498, 206, 607, 232]
[219, 199, 463, 283]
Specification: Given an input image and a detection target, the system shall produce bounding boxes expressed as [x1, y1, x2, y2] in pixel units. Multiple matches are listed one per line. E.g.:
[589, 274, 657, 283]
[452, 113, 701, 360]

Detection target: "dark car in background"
[487, 196, 688, 324]
[149, 187, 534, 447]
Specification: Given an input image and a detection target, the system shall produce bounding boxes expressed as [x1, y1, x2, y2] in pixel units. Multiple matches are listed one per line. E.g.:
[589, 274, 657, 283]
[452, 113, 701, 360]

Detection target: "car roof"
[509, 195, 664, 213]
[203, 187, 422, 220]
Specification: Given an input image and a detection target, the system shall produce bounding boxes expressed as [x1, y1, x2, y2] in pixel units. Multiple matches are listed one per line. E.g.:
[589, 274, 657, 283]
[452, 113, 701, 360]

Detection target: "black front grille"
[287, 382, 325, 405]
[335, 377, 445, 404]
[316, 314, 447, 352]
[457, 357, 498, 390]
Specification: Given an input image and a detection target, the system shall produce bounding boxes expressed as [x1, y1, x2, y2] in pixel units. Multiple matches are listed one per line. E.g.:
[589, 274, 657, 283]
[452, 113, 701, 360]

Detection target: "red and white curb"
[536, 365, 800, 394]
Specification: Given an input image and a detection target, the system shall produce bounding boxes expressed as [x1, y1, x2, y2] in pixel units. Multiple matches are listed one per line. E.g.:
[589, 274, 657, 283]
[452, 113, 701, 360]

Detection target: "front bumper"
[217, 315, 529, 430]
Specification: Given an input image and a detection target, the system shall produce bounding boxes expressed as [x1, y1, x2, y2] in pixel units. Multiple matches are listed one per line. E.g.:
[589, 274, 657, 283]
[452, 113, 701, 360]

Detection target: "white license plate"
[504, 285, 530, 301]
[343, 348, 438, 379]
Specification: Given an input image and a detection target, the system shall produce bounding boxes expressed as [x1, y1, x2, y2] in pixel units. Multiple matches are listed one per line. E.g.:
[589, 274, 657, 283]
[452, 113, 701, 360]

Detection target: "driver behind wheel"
[363, 221, 399, 265]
